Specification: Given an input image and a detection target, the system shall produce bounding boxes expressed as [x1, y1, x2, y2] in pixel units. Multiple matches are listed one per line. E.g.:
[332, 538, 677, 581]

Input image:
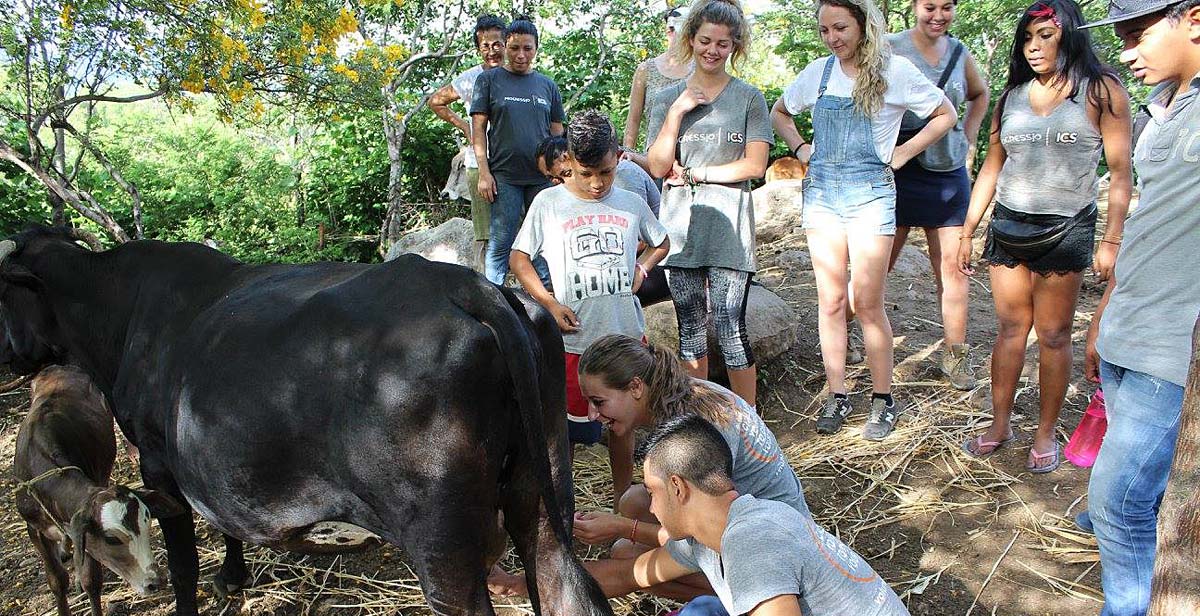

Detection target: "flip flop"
[961, 432, 1015, 458]
[1027, 443, 1062, 474]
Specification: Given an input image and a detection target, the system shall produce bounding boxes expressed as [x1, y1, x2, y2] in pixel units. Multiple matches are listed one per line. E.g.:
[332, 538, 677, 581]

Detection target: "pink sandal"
[961, 431, 1015, 458]
[1027, 443, 1062, 474]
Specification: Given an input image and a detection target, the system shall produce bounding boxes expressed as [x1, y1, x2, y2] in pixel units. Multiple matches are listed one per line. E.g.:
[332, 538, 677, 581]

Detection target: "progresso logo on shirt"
[678, 127, 745, 145]
[501, 95, 551, 109]
[1001, 129, 1080, 145]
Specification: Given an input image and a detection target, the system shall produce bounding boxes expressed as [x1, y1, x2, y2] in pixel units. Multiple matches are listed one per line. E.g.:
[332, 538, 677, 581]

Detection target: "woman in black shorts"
[957, 0, 1131, 473]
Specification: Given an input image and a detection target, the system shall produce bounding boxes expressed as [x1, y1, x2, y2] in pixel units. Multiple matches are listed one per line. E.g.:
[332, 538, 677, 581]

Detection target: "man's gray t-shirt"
[512, 185, 668, 354]
[451, 65, 485, 169]
[667, 496, 909, 616]
[470, 67, 566, 185]
[615, 159, 662, 218]
[1097, 74, 1200, 387]
[697, 380, 810, 517]
[645, 78, 773, 272]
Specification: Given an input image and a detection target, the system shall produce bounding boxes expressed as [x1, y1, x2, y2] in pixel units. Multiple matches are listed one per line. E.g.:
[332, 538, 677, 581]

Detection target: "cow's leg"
[213, 533, 249, 600]
[79, 553, 104, 616]
[501, 463, 611, 616]
[26, 525, 72, 616]
[158, 511, 201, 616]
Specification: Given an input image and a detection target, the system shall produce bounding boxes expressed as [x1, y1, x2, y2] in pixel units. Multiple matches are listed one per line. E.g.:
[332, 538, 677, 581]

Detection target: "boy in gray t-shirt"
[510, 111, 669, 498]
[487, 415, 908, 616]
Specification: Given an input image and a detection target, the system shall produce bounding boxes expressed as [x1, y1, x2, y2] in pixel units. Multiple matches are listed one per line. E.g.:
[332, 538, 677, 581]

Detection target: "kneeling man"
[492, 414, 910, 615]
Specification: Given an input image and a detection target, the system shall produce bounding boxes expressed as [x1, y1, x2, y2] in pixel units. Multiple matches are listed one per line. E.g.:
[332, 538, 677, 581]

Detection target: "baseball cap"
[1083, 0, 1183, 28]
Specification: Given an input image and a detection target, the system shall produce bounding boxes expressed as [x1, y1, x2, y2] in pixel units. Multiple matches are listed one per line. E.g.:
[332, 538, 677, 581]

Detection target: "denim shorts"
[802, 167, 897, 235]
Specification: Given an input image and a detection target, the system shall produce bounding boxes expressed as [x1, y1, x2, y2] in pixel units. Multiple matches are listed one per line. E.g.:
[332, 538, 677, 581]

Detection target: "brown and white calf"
[14, 365, 182, 616]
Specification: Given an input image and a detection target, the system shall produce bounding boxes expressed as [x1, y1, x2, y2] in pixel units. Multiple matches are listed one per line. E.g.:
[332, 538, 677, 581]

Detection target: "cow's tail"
[449, 280, 571, 547]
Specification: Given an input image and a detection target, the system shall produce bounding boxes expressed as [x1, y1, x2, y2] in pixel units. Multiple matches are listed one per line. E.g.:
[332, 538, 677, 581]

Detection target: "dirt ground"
[0, 210, 1113, 615]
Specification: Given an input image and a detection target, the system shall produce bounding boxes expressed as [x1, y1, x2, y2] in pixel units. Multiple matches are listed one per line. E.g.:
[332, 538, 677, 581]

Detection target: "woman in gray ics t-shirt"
[645, 0, 772, 410]
[956, 0, 1132, 473]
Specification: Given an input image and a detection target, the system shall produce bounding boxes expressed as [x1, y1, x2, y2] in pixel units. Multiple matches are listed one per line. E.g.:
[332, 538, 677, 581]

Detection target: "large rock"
[752, 180, 803, 244]
[385, 217, 477, 270]
[644, 284, 797, 379]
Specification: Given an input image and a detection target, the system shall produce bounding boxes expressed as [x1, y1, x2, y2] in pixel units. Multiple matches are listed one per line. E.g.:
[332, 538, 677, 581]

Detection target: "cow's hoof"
[212, 566, 248, 601]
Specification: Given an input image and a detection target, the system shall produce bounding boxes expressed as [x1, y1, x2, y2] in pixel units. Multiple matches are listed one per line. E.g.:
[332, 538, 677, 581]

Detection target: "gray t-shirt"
[667, 496, 909, 616]
[646, 78, 773, 272]
[512, 185, 668, 354]
[1097, 74, 1200, 387]
[615, 158, 661, 218]
[888, 31, 970, 172]
[470, 67, 566, 185]
[995, 80, 1103, 216]
[451, 65, 485, 169]
[698, 380, 810, 517]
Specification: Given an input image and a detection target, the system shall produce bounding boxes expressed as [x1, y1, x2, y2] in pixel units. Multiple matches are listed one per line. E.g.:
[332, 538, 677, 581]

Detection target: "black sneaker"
[816, 396, 852, 434]
[863, 397, 903, 441]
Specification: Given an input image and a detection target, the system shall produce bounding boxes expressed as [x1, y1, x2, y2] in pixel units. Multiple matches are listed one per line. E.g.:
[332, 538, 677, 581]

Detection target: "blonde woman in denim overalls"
[772, 0, 957, 440]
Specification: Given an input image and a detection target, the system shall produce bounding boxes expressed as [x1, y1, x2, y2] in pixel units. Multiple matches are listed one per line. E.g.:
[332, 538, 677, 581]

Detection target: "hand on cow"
[487, 566, 528, 598]
[573, 510, 629, 546]
[477, 169, 497, 203]
[549, 302, 580, 333]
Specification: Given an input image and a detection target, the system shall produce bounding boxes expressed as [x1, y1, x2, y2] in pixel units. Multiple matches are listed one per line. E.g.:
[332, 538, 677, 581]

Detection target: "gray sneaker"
[816, 396, 853, 434]
[941, 344, 976, 391]
[863, 397, 903, 441]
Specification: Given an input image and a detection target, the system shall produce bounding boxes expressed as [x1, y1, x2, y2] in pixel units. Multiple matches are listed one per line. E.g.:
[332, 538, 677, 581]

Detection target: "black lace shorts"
[983, 202, 1096, 275]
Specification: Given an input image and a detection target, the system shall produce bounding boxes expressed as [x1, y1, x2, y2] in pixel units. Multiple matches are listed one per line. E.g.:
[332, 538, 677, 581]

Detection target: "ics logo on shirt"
[534, 95, 550, 108]
[1055, 132, 1079, 144]
[728, 132, 745, 144]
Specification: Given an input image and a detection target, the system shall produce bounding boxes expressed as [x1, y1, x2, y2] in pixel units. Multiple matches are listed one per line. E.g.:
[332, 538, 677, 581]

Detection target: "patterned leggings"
[666, 267, 755, 370]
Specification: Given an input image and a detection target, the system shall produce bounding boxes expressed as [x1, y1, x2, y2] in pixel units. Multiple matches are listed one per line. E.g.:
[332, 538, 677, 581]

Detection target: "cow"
[15, 364, 183, 616]
[0, 226, 612, 616]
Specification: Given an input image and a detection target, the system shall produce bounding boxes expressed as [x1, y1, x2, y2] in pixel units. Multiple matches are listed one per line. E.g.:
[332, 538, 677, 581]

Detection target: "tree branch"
[32, 88, 167, 135]
[59, 120, 144, 239]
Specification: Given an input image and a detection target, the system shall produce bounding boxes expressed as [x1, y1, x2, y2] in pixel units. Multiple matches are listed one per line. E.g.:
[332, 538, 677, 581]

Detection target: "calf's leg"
[26, 525, 72, 616]
[79, 553, 104, 616]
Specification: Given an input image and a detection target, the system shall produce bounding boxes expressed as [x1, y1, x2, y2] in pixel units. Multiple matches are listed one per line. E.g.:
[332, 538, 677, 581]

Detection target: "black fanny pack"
[990, 203, 1097, 262]
[897, 41, 964, 146]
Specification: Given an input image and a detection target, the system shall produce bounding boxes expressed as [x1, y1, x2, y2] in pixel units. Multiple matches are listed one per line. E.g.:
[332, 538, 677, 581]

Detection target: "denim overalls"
[802, 57, 897, 235]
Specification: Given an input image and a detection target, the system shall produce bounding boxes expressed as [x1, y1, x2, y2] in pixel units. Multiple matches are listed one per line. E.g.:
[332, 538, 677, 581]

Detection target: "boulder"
[774, 249, 811, 271]
[891, 244, 933, 278]
[644, 284, 797, 379]
[752, 180, 803, 244]
[385, 217, 477, 271]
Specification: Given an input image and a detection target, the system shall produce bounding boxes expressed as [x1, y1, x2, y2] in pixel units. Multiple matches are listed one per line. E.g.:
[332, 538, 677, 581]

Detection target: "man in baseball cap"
[1081, 1, 1200, 614]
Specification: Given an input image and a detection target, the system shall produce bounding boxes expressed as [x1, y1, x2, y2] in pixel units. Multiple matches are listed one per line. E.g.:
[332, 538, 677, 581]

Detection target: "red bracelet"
[630, 518, 639, 542]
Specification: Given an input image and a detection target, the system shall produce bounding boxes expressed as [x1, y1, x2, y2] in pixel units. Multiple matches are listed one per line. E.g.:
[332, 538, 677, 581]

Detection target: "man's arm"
[428, 84, 469, 138]
[584, 547, 697, 597]
[748, 594, 804, 616]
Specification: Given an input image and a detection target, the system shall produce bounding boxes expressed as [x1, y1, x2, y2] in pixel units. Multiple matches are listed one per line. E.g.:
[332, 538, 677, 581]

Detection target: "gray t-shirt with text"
[667, 496, 909, 616]
[646, 78, 773, 272]
[1097, 74, 1200, 387]
[512, 185, 668, 354]
[470, 67, 566, 185]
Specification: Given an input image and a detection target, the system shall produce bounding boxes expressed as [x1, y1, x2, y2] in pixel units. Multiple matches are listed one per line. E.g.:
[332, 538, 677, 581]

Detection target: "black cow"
[0, 227, 612, 616]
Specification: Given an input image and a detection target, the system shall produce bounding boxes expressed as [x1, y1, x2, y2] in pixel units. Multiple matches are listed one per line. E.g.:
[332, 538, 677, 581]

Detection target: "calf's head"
[68, 485, 185, 595]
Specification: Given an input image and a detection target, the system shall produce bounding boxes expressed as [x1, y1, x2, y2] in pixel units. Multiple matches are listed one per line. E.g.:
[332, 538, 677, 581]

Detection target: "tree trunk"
[1148, 318, 1200, 615]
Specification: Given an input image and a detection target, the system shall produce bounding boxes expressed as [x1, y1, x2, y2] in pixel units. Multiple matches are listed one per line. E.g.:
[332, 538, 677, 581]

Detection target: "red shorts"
[564, 352, 588, 420]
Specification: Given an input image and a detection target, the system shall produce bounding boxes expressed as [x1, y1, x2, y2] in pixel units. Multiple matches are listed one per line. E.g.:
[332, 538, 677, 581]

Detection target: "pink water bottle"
[1065, 389, 1107, 467]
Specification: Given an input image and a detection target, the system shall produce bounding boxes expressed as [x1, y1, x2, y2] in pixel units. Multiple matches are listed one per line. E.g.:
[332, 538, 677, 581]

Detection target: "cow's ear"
[1, 265, 43, 290]
[134, 489, 187, 519]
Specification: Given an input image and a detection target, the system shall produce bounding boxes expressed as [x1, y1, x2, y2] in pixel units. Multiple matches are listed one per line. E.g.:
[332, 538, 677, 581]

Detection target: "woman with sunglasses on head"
[645, 0, 773, 410]
[772, 0, 957, 441]
[623, 5, 694, 173]
[957, 0, 1132, 473]
[887, 0, 990, 391]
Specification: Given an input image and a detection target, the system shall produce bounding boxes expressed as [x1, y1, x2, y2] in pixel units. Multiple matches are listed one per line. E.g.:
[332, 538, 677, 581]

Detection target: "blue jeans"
[485, 180, 552, 286]
[1088, 360, 1184, 616]
[678, 595, 727, 615]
